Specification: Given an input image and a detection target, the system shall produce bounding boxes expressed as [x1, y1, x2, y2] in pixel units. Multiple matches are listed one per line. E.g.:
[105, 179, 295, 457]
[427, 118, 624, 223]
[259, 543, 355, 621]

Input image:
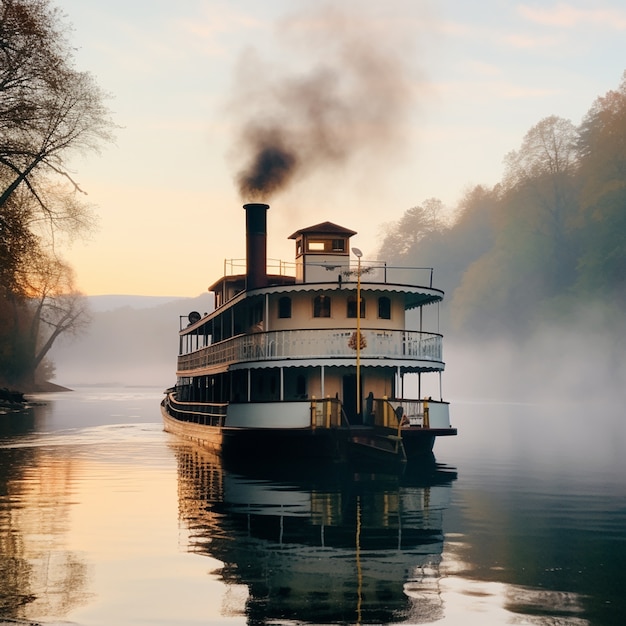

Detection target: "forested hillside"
[379, 72, 626, 343]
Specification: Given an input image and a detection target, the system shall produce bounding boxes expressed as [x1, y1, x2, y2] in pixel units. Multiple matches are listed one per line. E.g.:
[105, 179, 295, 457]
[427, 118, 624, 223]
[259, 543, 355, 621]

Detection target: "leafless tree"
[0, 0, 114, 387]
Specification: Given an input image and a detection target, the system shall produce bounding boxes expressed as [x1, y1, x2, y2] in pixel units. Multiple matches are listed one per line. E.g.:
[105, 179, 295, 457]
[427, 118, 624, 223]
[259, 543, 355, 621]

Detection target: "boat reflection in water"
[172, 443, 457, 624]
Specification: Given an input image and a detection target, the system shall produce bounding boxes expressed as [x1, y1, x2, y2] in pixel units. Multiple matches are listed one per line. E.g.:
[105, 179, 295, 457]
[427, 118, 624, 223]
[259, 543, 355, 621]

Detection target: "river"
[0, 387, 625, 625]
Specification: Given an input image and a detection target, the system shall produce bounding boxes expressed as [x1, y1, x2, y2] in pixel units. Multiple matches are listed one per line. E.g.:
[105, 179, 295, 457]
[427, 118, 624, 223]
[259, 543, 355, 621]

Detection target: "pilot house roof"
[288, 221, 357, 239]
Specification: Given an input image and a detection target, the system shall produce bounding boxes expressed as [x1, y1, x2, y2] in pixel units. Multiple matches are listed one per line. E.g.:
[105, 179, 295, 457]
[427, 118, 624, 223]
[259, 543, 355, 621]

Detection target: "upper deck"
[205, 257, 440, 313]
[176, 204, 445, 371]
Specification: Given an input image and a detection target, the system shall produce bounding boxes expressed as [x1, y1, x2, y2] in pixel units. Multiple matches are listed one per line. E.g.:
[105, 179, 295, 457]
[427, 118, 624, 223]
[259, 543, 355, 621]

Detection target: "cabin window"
[278, 296, 292, 318]
[308, 240, 326, 251]
[332, 239, 345, 252]
[378, 296, 391, 319]
[313, 295, 331, 318]
[347, 295, 366, 318]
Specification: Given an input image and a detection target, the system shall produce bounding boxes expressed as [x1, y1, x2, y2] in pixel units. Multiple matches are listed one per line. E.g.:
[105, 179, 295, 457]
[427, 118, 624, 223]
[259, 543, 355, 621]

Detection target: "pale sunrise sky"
[59, 0, 626, 297]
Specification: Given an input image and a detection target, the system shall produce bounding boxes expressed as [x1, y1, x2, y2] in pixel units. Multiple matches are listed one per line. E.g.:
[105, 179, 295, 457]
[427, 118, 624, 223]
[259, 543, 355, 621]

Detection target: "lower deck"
[175, 364, 444, 426]
[162, 391, 456, 465]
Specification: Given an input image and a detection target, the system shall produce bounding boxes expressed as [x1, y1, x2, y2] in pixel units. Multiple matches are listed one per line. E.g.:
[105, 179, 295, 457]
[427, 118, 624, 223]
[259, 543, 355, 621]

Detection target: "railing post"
[311, 396, 317, 429]
[383, 395, 388, 428]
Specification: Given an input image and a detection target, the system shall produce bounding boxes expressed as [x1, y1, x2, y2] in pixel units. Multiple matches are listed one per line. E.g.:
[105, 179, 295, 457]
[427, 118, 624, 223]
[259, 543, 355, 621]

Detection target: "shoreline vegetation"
[1, 382, 72, 408]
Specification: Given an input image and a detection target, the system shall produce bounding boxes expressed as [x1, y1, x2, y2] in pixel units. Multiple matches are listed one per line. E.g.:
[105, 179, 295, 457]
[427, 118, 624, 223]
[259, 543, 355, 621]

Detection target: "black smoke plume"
[238, 129, 298, 199]
[232, 6, 416, 201]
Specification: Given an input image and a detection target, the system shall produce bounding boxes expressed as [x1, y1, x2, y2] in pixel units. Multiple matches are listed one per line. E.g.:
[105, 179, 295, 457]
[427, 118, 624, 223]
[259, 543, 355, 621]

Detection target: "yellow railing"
[309, 397, 345, 429]
[365, 397, 433, 430]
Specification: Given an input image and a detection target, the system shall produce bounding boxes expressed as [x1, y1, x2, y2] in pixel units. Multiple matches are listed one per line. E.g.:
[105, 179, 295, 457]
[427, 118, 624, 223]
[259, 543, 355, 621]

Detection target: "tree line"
[379, 72, 626, 342]
[2, 0, 623, 389]
[0, 0, 114, 390]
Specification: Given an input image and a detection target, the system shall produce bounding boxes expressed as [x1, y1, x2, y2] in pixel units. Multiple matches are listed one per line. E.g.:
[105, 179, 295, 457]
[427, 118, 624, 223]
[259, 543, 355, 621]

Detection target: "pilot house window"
[313, 295, 331, 318]
[306, 238, 347, 253]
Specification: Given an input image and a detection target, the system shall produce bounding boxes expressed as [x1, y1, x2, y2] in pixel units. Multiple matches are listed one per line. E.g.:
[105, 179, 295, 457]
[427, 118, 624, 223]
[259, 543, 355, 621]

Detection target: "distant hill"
[87, 294, 188, 312]
[48, 293, 214, 388]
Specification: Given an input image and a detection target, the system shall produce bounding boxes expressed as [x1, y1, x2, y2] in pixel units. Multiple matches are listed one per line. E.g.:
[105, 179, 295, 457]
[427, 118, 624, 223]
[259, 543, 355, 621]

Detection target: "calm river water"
[0, 387, 625, 625]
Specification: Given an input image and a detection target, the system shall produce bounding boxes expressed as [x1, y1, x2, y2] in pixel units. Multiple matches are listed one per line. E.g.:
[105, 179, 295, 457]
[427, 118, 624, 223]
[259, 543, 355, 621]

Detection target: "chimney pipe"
[243, 203, 269, 290]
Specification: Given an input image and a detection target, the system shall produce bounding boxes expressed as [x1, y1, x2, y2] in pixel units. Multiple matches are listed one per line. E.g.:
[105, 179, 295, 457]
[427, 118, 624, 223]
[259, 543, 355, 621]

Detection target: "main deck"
[162, 392, 456, 464]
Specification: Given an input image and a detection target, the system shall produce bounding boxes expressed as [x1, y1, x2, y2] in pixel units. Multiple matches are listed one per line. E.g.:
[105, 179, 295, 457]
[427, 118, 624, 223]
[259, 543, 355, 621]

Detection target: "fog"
[46, 292, 626, 480]
[48, 295, 625, 418]
[48, 293, 213, 389]
[446, 305, 626, 407]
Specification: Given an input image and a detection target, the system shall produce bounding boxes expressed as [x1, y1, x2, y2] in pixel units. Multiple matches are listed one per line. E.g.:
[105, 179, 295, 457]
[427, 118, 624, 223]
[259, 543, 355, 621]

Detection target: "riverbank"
[0, 388, 25, 407]
[1, 382, 71, 409]
[32, 381, 73, 393]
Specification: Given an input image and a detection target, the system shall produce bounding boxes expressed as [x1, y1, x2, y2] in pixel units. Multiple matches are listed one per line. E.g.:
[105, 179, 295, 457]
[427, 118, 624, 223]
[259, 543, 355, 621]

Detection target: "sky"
[58, 0, 626, 297]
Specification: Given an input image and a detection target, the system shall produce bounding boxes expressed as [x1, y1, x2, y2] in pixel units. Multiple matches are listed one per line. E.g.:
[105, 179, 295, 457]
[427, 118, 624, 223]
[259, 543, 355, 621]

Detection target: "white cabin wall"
[301, 254, 349, 283]
[362, 369, 394, 399]
[267, 290, 407, 332]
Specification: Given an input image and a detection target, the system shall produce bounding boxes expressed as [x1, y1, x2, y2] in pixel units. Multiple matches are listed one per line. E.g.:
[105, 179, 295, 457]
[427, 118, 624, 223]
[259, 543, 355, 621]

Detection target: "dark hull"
[222, 427, 352, 463]
[162, 403, 454, 466]
[402, 427, 457, 459]
[162, 403, 351, 462]
[348, 426, 457, 465]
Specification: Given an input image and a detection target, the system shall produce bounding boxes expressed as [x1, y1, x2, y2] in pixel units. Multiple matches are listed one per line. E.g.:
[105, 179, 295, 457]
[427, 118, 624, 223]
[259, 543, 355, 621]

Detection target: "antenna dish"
[188, 311, 201, 325]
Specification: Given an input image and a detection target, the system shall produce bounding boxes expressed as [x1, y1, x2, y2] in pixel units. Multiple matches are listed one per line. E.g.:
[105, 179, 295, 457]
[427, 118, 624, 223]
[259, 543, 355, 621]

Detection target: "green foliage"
[378, 73, 626, 340]
[576, 73, 626, 302]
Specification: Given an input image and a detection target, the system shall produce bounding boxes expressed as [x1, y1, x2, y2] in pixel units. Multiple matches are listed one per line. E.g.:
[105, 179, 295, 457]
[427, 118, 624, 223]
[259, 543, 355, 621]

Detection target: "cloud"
[519, 3, 626, 29]
[176, 5, 266, 58]
[435, 78, 560, 104]
[501, 31, 562, 49]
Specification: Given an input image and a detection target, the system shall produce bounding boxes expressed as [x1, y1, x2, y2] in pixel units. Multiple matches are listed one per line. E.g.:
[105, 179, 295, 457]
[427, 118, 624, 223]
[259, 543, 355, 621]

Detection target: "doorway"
[342, 374, 361, 424]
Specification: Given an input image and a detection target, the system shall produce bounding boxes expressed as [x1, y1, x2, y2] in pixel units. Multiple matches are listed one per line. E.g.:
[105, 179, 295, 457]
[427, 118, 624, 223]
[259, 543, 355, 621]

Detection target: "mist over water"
[47, 294, 213, 388]
[447, 316, 626, 406]
[2, 383, 625, 625]
[10, 291, 626, 626]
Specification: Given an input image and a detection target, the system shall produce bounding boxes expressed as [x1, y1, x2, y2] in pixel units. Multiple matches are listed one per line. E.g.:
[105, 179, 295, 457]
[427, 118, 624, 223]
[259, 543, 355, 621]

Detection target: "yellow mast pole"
[352, 248, 363, 418]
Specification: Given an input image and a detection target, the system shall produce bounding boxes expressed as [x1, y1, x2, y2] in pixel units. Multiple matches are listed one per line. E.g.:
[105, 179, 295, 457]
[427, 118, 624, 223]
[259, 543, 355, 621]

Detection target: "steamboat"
[162, 203, 456, 464]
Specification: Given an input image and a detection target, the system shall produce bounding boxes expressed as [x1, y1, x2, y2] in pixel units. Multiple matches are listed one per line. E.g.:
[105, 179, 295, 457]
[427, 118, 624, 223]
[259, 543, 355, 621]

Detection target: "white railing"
[222, 258, 434, 287]
[177, 328, 442, 372]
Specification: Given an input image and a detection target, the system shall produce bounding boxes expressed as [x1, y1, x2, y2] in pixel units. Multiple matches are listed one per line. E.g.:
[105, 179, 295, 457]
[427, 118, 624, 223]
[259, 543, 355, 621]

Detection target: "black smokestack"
[243, 202, 268, 290]
[231, 6, 415, 201]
